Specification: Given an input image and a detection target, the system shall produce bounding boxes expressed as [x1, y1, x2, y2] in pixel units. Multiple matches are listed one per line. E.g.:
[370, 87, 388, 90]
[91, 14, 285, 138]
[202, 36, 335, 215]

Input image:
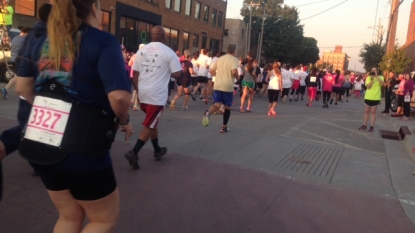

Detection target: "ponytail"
[47, 0, 98, 69]
[335, 70, 340, 84]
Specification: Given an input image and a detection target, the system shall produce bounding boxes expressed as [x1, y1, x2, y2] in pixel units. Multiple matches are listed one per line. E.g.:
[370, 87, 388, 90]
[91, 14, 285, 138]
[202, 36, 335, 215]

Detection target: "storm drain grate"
[275, 144, 343, 178]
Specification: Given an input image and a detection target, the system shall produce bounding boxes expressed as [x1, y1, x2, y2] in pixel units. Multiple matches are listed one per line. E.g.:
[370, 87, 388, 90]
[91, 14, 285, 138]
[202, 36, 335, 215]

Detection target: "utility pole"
[378, 18, 384, 45]
[384, 0, 404, 55]
[258, 8, 267, 65]
[247, 1, 260, 56]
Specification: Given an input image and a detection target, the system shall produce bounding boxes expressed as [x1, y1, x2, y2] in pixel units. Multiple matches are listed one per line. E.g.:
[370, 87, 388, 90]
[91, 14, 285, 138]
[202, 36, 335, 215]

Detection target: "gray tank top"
[243, 65, 256, 83]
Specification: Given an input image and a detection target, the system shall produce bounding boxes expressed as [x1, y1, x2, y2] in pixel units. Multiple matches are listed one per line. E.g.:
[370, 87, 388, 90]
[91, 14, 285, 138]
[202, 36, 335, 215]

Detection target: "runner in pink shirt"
[322, 69, 334, 108]
[330, 70, 344, 105]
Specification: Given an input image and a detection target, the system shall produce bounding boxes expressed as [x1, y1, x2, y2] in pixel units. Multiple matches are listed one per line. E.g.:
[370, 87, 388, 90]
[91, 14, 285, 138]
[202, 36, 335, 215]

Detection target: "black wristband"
[118, 114, 130, 125]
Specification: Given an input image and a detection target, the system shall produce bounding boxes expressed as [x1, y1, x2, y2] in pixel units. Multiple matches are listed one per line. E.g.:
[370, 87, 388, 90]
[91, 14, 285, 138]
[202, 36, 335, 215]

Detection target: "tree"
[291, 37, 320, 65]
[239, 2, 318, 64]
[358, 43, 385, 72]
[379, 47, 412, 74]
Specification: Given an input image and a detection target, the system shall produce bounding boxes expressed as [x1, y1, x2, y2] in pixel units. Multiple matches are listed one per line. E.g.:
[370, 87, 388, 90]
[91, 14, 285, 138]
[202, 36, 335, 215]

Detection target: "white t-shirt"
[354, 80, 363, 91]
[268, 70, 281, 90]
[299, 71, 307, 86]
[191, 58, 199, 77]
[197, 54, 209, 77]
[281, 68, 293, 88]
[132, 42, 181, 106]
[207, 56, 218, 79]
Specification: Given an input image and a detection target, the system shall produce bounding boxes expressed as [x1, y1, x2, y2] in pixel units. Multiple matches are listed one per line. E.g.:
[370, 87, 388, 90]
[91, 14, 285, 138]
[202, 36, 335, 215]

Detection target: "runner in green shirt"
[359, 67, 384, 132]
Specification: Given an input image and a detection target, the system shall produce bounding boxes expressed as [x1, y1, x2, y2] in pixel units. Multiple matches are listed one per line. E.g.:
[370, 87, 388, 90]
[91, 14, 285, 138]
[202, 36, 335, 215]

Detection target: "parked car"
[0, 50, 13, 83]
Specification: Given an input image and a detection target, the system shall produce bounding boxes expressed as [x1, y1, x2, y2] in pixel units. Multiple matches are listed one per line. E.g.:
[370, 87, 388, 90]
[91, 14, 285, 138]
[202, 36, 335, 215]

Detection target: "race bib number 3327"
[24, 96, 72, 147]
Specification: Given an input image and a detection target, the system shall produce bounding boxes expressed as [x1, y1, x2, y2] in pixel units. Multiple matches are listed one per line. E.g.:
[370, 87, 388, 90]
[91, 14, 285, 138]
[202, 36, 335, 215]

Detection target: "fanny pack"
[19, 79, 117, 165]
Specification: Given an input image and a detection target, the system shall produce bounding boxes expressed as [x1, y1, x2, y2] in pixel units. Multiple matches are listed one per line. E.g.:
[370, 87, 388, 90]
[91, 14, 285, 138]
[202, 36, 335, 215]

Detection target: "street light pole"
[258, 8, 266, 65]
[247, 1, 260, 56]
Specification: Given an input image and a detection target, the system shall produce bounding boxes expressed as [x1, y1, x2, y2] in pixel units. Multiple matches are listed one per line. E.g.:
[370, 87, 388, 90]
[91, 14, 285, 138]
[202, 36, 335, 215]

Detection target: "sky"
[225, 0, 412, 72]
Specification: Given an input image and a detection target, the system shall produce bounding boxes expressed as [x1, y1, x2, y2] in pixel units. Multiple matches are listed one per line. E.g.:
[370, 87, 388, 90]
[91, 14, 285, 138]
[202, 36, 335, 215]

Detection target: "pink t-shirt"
[323, 74, 334, 92]
[398, 79, 406, 96]
[332, 74, 344, 87]
[350, 75, 356, 84]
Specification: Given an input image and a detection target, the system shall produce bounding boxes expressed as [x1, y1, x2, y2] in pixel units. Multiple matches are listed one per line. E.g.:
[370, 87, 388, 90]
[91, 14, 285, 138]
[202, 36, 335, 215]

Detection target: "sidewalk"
[1, 88, 415, 232]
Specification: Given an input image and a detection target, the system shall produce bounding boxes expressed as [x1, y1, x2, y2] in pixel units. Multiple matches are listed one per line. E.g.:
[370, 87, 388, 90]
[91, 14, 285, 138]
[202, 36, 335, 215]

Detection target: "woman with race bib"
[15, 0, 133, 232]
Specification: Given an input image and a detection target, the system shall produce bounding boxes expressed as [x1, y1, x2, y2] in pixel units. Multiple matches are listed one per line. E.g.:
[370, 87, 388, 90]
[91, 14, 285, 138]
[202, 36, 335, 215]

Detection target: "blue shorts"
[213, 90, 233, 107]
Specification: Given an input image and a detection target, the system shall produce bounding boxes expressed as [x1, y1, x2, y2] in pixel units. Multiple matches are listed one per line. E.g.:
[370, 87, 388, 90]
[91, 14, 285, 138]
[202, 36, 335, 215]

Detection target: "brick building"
[223, 19, 246, 58]
[319, 46, 350, 71]
[8, 0, 227, 54]
[403, 0, 415, 71]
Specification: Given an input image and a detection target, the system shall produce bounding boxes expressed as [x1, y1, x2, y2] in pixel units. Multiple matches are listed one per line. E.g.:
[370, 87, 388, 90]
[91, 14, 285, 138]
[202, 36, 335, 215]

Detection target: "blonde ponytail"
[47, 0, 82, 70]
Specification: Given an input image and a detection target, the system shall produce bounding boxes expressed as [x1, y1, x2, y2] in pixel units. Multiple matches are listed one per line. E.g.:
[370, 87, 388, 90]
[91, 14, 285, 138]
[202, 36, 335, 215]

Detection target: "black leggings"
[268, 90, 280, 103]
[404, 101, 411, 117]
[323, 91, 331, 103]
[290, 88, 298, 95]
[282, 88, 290, 98]
[343, 88, 350, 97]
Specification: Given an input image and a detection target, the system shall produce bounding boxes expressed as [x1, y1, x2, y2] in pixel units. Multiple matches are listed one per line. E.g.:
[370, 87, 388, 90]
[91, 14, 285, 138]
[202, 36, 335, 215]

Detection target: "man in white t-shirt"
[202, 44, 239, 132]
[192, 49, 210, 103]
[125, 26, 182, 169]
[281, 65, 293, 103]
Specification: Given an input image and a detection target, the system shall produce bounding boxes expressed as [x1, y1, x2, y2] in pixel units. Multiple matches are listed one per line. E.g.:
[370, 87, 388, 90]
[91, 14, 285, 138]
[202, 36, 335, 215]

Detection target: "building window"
[166, 0, 172, 9]
[192, 34, 199, 47]
[15, 0, 35, 16]
[185, 0, 192, 16]
[218, 12, 223, 27]
[119, 17, 153, 52]
[241, 29, 244, 39]
[195, 2, 201, 19]
[100, 11, 111, 33]
[174, 0, 181, 12]
[183, 32, 189, 51]
[224, 29, 228, 36]
[164, 27, 179, 51]
[210, 38, 220, 52]
[212, 9, 217, 25]
[201, 32, 207, 48]
[203, 6, 209, 23]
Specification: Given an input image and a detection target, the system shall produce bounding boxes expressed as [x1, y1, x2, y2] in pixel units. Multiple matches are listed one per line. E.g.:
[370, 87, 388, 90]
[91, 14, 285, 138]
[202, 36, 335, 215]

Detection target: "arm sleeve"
[97, 36, 131, 94]
[169, 50, 182, 73]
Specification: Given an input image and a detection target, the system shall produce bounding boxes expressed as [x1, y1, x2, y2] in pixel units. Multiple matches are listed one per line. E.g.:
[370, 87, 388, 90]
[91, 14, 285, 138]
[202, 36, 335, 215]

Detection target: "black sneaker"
[326, 103, 329, 108]
[330, 99, 333, 104]
[125, 151, 139, 169]
[368, 126, 374, 132]
[358, 125, 367, 131]
[154, 147, 167, 161]
[323, 104, 326, 108]
[191, 92, 196, 101]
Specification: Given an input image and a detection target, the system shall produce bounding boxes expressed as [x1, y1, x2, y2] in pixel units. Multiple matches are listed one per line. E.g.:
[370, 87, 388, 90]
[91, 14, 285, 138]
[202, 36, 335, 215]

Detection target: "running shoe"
[0, 87, 7, 100]
[267, 111, 272, 116]
[402, 116, 410, 121]
[170, 101, 175, 110]
[271, 110, 276, 116]
[323, 104, 326, 108]
[282, 96, 286, 104]
[391, 114, 403, 117]
[335, 102, 338, 105]
[301, 97, 304, 100]
[125, 151, 139, 169]
[181, 106, 188, 111]
[306, 103, 309, 106]
[191, 92, 196, 101]
[201, 98, 206, 102]
[220, 126, 228, 133]
[368, 126, 374, 132]
[246, 108, 252, 112]
[154, 147, 167, 161]
[330, 99, 333, 104]
[289, 98, 292, 102]
[202, 110, 210, 127]
[205, 99, 208, 104]
[133, 106, 140, 111]
[326, 103, 329, 108]
[358, 125, 367, 131]
[199, 95, 203, 100]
